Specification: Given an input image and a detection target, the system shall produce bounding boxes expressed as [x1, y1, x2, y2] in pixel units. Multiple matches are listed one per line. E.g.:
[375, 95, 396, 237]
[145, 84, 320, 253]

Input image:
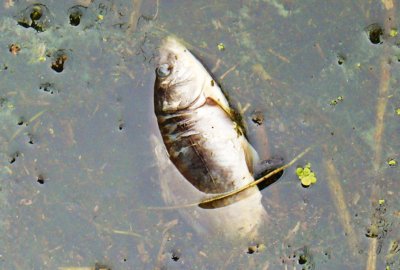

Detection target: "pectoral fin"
[242, 138, 260, 174]
[203, 80, 234, 119]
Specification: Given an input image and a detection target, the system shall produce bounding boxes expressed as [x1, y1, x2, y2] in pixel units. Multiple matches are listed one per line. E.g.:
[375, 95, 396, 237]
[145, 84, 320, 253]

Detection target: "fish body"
[153, 37, 268, 239]
[154, 37, 258, 195]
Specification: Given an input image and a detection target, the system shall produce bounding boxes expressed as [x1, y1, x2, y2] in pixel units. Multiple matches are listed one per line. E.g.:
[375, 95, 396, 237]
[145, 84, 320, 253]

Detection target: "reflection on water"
[0, 0, 399, 269]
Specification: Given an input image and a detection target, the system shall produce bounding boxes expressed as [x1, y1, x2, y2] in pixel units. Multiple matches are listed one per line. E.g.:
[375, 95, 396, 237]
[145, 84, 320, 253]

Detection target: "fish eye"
[156, 64, 171, 78]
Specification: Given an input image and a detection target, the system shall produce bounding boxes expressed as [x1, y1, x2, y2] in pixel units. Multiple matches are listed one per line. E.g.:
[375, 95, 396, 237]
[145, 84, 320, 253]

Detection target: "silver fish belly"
[153, 37, 267, 239]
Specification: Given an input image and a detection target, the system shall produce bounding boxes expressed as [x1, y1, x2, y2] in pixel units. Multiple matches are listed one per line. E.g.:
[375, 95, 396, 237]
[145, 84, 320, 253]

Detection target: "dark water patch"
[38, 82, 58, 95]
[9, 151, 19, 164]
[336, 54, 346, 66]
[170, 249, 181, 261]
[17, 117, 26, 126]
[36, 174, 45, 184]
[282, 246, 315, 270]
[118, 119, 125, 131]
[26, 133, 34, 145]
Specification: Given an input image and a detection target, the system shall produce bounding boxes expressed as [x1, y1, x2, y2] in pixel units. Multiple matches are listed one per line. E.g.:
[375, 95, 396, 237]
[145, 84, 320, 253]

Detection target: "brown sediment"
[219, 63, 238, 81]
[128, 0, 159, 34]
[373, 58, 391, 171]
[323, 145, 360, 256]
[252, 63, 272, 81]
[154, 219, 178, 270]
[367, 1, 396, 270]
[314, 42, 325, 59]
[268, 48, 290, 63]
[9, 110, 46, 142]
[128, 0, 143, 34]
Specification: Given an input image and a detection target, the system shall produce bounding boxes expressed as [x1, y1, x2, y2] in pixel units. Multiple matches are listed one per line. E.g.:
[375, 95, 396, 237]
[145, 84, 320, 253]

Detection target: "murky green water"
[0, 0, 399, 269]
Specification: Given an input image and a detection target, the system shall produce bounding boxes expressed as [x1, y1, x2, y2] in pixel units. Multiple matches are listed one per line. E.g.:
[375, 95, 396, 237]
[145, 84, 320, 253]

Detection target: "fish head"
[154, 37, 206, 112]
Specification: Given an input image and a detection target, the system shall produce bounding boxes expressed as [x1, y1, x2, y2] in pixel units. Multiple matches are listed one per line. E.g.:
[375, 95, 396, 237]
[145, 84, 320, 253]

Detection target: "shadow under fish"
[152, 36, 283, 242]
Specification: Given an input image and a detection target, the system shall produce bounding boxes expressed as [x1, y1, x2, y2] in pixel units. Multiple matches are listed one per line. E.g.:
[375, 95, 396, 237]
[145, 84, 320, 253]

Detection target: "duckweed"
[330, 96, 344, 106]
[217, 42, 225, 51]
[389, 28, 398, 37]
[387, 158, 397, 167]
[296, 163, 317, 187]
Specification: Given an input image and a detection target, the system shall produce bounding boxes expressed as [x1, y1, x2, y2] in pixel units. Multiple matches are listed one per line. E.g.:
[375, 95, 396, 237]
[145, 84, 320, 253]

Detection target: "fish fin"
[203, 82, 234, 118]
[242, 138, 260, 174]
[254, 157, 285, 189]
[254, 156, 285, 178]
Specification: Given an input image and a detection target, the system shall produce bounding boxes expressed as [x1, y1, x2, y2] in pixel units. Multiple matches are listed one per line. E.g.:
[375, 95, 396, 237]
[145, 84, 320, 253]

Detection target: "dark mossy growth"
[16, 4, 52, 32]
[69, 5, 87, 26]
[0, 97, 7, 107]
[251, 110, 264, 126]
[118, 120, 125, 131]
[171, 251, 180, 261]
[9, 152, 19, 164]
[39, 82, 58, 94]
[296, 247, 315, 270]
[50, 50, 69, 73]
[365, 23, 384, 45]
[37, 175, 45, 184]
[337, 54, 346, 65]
[9, 44, 21, 55]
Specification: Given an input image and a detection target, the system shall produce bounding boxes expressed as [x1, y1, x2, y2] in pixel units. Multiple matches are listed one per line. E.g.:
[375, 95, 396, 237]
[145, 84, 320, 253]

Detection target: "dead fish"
[153, 37, 280, 240]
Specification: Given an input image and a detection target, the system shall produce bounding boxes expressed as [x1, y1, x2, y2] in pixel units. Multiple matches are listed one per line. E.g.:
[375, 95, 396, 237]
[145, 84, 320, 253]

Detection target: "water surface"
[0, 0, 399, 269]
